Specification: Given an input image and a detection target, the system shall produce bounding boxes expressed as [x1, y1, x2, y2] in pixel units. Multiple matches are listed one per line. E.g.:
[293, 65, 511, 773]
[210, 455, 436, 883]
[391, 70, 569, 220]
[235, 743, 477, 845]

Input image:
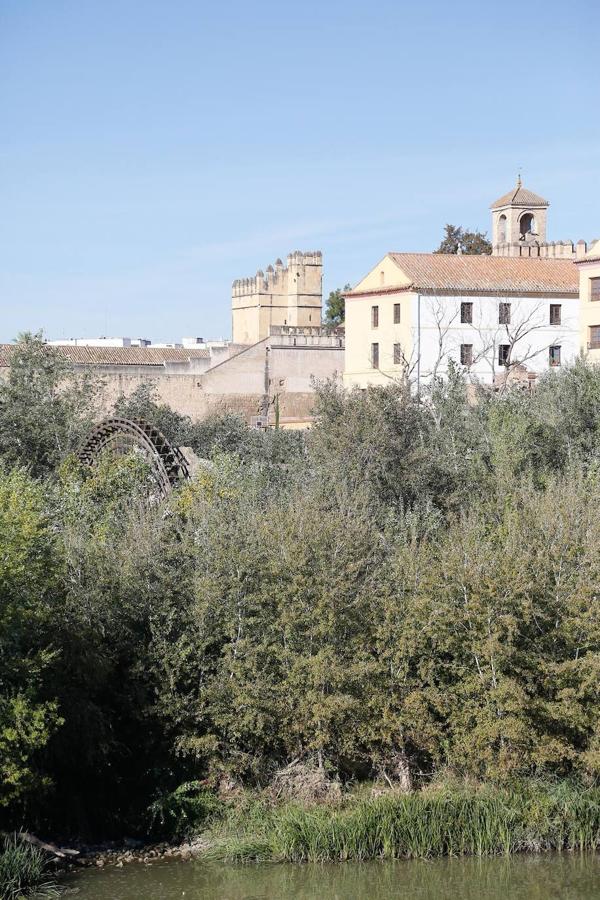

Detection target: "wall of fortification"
[198, 331, 343, 422]
[231, 250, 323, 344]
[0, 330, 344, 428]
[493, 240, 589, 259]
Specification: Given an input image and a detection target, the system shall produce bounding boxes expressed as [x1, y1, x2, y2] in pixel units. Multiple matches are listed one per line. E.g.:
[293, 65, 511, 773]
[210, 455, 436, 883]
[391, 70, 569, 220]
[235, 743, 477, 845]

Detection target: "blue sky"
[1, 0, 599, 343]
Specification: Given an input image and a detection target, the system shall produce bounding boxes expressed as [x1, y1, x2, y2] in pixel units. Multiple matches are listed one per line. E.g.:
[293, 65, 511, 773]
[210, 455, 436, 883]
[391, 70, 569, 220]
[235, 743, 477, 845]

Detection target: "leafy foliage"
[0, 467, 62, 809]
[148, 782, 224, 840]
[435, 224, 492, 255]
[323, 285, 350, 327]
[3, 337, 600, 837]
[114, 381, 192, 446]
[0, 333, 99, 477]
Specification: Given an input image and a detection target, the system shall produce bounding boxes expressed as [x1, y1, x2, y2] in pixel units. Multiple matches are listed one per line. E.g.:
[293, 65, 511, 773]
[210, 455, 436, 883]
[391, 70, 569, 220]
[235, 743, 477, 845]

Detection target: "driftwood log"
[20, 832, 80, 859]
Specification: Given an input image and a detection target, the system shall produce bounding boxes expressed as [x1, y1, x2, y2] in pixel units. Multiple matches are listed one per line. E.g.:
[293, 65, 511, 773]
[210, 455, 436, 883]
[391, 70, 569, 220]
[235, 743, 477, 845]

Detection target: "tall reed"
[0, 833, 59, 900]
[208, 781, 600, 863]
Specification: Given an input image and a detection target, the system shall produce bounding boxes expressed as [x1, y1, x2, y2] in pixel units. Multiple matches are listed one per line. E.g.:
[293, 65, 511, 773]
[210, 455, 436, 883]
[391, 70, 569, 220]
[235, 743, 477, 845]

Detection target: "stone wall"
[0, 327, 344, 429]
[493, 240, 589, 259]
[231, 251, 323, 345]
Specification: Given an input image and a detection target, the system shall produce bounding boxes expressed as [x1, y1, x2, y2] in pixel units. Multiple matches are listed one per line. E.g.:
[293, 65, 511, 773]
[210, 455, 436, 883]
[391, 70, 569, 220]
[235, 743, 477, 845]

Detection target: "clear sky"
[1, 0, 599, 343]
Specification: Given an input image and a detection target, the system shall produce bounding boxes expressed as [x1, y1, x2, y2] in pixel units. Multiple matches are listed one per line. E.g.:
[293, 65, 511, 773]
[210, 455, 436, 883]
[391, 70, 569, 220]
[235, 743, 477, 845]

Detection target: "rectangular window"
[393, 303, 401, 324]
[549, 345, 561, 367]
[591, 278, 600, 301]
[393, 343, 402, 365]
[460, 344, 473, 367]
[498, 344, 510, 367]
[460, 302, 473, 324]
[371, 305, 379, 328]
[549, 304, 561, 325]
[499, 302, 511, 325]
[589, 326, 600, 349]
[371, 342, 379, 369]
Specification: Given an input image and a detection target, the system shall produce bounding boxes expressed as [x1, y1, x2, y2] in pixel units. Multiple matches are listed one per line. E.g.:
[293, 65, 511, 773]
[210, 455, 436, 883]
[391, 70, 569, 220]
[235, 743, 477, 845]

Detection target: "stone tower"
[490, 179, 588, 259]
[231, 251, 323, 345]
[491, 176, 549, 255]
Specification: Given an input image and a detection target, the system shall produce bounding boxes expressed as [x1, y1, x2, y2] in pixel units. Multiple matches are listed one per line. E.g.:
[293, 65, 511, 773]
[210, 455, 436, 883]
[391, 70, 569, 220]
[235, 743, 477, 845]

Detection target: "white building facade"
[344, 180, 589, 390]
[344, 253, 579, 390]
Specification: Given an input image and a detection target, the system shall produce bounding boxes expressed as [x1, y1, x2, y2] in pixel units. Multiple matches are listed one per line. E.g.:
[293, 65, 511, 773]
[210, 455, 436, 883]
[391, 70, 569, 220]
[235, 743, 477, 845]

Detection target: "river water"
[61, 853, 600, 899]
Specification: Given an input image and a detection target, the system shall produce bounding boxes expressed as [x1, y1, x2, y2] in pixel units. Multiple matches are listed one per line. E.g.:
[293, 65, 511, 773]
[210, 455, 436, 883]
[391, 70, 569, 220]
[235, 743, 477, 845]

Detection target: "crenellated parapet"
[232, 251, 322, 295]
[493, 240, 589, 260]
[232, 251, 323, 345]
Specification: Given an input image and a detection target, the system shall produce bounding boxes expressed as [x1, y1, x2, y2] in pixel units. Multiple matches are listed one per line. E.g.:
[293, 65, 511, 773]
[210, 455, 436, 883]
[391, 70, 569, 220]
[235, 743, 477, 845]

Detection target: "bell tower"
[491, 177, 549, 256]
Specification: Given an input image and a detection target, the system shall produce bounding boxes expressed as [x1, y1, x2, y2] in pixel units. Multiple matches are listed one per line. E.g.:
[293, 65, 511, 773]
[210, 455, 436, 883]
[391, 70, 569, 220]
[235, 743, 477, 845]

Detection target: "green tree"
[0, 467, 61, 809]
[435, 224, 492, 255]
[323, 285, 351, 326]
[114, 382, 192, 445]
[0, 333, 99, 477]
[35, 453, 181, 834]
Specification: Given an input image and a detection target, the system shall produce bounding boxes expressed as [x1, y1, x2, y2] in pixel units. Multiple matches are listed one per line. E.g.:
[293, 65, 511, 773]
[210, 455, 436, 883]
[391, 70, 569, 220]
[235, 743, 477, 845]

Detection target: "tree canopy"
[435, 224, 492, 255]
[2, 337, 600, 836]
[323, 285, 351, 326]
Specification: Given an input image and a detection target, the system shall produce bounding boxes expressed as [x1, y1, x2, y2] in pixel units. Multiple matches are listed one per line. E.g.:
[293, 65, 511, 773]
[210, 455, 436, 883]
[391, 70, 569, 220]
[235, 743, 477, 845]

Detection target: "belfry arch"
[78, 418, 190, 497]
[519, 211, 536, 238]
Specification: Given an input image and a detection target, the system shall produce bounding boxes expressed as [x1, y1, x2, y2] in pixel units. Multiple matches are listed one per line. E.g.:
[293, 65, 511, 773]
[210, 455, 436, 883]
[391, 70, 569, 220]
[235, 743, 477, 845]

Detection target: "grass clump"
[205, 780, 600, 863]
[0, 833, 59, 899]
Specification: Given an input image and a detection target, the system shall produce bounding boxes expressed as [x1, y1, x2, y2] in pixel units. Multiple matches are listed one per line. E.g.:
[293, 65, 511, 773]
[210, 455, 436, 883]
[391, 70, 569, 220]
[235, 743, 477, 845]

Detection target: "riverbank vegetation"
[2, 335, 600, 847]
[0, 834, 59, 899]
[204, 780, 600, 862]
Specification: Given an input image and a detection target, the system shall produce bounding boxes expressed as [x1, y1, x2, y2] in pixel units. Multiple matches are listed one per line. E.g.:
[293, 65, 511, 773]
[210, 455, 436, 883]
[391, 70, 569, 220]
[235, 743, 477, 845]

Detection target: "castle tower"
[491, 177, 549, 257]
[232, 251, 323, 345]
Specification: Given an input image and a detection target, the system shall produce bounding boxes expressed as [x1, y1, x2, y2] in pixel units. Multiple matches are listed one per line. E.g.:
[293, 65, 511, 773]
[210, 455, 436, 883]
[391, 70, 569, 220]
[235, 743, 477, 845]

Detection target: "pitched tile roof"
[0, 344, 210, 367]
[347, 254, 578, 297]
[491, 180, 549, 209]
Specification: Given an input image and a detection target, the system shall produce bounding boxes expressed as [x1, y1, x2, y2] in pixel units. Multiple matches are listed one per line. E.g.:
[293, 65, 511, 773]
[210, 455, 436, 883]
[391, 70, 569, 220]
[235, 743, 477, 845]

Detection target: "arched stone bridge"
[78, 418, 190, 497]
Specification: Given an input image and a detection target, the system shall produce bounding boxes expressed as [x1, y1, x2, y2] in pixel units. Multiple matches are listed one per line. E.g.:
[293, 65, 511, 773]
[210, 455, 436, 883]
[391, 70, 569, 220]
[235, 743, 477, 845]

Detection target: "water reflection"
[62, 853, 600, 900]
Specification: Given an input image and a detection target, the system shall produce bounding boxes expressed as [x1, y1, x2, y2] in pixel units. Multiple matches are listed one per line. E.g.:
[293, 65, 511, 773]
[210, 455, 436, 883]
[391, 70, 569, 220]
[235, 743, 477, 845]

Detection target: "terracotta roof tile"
[381, 253, 578, 295]
[491, 182, 549, 209]
[0, 344, 210, 367]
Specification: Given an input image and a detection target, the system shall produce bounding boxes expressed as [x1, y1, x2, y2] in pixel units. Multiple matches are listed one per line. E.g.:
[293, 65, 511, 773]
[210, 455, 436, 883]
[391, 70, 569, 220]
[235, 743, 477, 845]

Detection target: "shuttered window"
[460, 344, 473, 366]
[549, 304, 561, 325]
[461, 302, 473, 324]
[371, 343, 379, 368]
[499, 302, 511, 325]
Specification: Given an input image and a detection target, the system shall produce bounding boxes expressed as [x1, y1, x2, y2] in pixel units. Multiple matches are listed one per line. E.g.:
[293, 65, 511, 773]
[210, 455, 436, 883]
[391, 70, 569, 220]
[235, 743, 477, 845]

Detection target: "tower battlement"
[232, 251, 323, 345]
[494, 239, 589, 259]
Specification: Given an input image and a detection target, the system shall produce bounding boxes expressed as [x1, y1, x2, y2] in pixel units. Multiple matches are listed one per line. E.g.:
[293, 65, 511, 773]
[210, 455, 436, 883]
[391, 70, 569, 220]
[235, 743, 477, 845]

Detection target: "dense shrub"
[3, 335, 600, 836]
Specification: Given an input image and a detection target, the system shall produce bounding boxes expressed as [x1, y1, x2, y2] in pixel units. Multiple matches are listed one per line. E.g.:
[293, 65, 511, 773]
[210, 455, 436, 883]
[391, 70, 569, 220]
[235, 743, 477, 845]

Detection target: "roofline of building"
[344, 285, 414, 299]
[345, 286, 578, 299]
[490, 201, 549, 210]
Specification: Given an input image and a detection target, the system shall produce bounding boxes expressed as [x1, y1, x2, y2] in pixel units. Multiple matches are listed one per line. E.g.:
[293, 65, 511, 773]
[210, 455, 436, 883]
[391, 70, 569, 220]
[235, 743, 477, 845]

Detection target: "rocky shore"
[47, 836, 211, 872]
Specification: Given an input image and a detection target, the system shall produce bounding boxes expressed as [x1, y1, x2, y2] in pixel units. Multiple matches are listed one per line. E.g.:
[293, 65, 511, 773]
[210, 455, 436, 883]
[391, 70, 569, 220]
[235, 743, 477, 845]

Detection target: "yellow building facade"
[578, 241, 600, 358]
